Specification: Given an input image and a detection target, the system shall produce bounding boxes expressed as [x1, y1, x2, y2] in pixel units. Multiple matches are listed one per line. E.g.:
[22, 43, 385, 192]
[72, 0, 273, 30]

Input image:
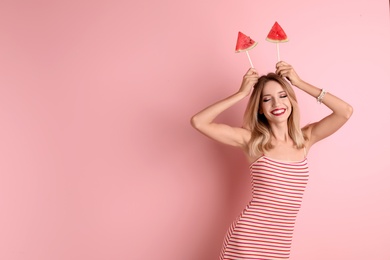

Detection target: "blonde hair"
[243, 73, 306, 157]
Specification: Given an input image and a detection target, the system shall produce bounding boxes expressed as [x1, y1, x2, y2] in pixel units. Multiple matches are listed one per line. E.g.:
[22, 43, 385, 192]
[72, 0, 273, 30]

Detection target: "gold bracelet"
[317, 89, 327, 104]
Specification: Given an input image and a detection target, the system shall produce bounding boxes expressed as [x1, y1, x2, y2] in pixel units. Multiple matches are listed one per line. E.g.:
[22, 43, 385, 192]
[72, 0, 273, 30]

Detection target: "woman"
[191, 61, 353, 260]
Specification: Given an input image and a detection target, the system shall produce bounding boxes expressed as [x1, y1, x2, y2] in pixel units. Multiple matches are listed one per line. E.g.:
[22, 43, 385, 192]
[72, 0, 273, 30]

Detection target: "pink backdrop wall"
[0, 1, 389, 259]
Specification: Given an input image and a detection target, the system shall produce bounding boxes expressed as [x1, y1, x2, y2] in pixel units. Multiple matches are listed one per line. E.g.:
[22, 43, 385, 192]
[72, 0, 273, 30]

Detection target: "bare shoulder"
[237, 127, 257, 163]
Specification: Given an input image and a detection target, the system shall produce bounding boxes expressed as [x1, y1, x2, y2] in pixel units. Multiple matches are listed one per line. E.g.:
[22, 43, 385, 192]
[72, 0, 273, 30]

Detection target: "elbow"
[190, 115, 201, 129]
[344, 104, 353, 120]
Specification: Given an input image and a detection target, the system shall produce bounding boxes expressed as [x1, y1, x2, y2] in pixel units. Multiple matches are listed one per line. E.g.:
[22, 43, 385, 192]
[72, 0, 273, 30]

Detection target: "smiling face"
[260, 80, 292, 124]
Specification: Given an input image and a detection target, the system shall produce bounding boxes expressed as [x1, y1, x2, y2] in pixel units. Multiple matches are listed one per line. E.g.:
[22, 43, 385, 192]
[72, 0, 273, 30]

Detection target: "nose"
[272, 97, 281, 107]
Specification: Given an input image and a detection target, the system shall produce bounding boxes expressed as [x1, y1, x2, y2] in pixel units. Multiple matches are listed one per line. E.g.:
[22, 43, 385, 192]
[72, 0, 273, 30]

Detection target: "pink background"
[0, 1, 389, 259]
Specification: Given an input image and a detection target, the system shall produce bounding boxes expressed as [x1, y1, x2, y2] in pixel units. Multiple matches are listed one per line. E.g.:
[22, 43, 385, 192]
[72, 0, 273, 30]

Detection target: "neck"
[270, 123, 290, 142]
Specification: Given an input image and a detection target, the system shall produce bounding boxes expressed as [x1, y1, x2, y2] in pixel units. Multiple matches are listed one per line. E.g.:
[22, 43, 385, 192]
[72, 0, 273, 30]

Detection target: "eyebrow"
[262, 91, 287, 97]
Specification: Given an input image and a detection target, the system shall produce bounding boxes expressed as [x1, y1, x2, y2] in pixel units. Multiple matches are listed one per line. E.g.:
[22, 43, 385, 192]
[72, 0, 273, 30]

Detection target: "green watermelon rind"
[236, 41, 258, 53]
[265, 38, 289, 43]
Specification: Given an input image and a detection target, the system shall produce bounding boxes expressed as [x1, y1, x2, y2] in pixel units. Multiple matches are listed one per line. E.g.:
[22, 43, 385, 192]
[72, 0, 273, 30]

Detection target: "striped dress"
[220, 155, 309, 260]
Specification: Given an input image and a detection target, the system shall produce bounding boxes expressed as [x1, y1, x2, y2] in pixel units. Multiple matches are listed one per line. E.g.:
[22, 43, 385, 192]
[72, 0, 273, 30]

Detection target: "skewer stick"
[276, 42, 280, 62]
[245, 51, 254, 68]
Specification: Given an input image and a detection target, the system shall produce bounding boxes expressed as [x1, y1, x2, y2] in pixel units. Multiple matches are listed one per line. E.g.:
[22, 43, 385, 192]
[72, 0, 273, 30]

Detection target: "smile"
[271, 108, 286, 116]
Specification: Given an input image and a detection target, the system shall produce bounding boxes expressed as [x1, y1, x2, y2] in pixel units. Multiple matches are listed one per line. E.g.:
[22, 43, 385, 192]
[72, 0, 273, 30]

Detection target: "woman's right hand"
[238, 68, 260, 96]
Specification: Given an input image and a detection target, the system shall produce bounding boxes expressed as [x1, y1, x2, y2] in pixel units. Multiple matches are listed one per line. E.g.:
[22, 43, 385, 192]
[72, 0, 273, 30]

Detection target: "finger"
[245, 68, 256, 76]
[278, 69, 290, 77]
[276, 61, 288, 68]
[276, 67, 285, 75]
[245, 71, 258, 77]
[278, 65, 293, 73]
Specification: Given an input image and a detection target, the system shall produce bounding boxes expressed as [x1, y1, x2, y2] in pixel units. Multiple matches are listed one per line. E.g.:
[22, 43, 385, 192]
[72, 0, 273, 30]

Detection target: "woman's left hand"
[275, 61, 302, 86]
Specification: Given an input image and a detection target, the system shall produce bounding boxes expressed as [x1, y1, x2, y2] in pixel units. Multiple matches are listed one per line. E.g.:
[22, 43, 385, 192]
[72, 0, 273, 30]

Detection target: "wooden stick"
[246, 51, 254, 68]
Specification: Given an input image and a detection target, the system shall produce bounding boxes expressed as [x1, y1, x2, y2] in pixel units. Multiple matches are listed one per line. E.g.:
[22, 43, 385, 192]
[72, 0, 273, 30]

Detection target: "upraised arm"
[190, 68, 259, 148]
[276, 61, 353, 148]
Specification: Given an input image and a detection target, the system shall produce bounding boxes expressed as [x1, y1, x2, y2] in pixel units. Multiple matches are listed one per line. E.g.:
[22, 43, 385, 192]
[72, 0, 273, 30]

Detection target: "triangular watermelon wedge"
[266, 22, 289, 43]
[235, 31, 258, 53]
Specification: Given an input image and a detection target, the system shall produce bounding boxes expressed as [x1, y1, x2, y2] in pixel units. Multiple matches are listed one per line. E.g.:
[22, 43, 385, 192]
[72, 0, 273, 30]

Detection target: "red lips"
[271, 108, 286, 116]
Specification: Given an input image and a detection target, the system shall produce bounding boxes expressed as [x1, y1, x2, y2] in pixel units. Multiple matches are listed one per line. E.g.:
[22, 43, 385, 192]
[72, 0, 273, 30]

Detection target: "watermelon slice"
[235, 31, 258, 53]
[266, 22, 288, 43]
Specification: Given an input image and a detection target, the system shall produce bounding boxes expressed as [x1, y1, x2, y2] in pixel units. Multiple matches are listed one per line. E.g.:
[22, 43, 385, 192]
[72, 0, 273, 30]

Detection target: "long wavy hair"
[243, 73, 306, 157]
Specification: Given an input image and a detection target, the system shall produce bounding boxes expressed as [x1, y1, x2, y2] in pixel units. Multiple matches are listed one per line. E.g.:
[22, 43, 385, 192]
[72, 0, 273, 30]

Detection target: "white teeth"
[272, 109, 285, 115]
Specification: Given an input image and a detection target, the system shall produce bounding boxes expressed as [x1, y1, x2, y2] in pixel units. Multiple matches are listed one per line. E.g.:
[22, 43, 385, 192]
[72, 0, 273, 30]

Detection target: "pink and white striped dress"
[220, 155, 309, 260]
